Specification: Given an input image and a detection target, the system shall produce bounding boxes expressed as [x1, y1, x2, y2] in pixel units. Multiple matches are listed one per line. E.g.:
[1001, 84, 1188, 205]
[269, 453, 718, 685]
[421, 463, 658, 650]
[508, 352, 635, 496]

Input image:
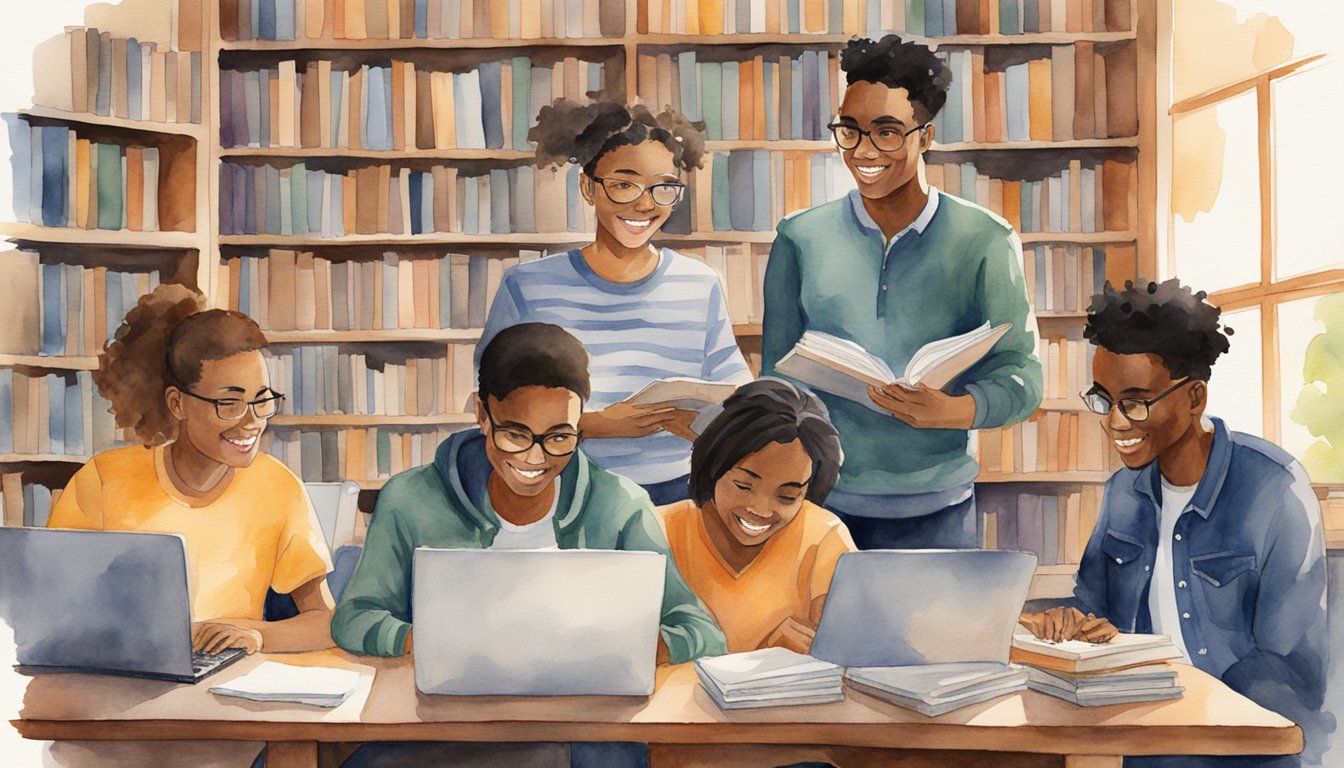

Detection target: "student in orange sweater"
[658, 379, 855, 653]
[48, 284, 334, 655]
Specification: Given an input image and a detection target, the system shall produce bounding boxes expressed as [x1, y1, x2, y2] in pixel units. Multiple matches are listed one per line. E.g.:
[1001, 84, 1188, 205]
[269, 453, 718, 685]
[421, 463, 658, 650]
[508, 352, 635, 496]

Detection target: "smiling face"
[1091, 347, 1206, 470]
[167, 350, 272, 469]
[479, 385, 583, 498]
[835, 81, 932, 200]
[708, 439, 814, 547]
[582, 140, 681, 250]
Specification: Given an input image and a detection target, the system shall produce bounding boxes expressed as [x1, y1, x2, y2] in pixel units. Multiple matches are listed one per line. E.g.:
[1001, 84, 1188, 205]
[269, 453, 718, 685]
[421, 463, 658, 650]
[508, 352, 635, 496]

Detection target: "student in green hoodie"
[333, 322, 724, 767]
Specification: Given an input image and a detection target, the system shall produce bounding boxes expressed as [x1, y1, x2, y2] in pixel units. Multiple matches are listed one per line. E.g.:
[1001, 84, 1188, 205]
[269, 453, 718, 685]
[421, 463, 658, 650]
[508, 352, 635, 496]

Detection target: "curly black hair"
[839, 35, 954, 122]
[477, 322, 591, 405]
[689, 379, 843, 507]
[1084, 279, 1233, 382]
[528, 97, 707, 176]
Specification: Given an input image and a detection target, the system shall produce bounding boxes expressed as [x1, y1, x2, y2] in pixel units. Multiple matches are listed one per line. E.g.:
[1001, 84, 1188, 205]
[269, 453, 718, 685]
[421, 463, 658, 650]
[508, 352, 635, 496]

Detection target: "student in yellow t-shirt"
[48, 284, 334, 655]
[658, 379, 855, 654]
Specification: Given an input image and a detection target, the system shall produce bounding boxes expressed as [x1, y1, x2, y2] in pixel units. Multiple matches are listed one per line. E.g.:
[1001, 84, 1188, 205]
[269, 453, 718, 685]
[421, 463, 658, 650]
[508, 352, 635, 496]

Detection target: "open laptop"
[0, 527, 246, 683]
[412, 548, 666, 696]
[810, 549, 1037, 667]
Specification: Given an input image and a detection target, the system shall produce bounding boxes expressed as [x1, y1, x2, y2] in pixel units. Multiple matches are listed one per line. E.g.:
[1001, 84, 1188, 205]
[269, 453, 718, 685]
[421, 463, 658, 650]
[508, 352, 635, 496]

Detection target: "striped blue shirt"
[476, 249, 752, 485]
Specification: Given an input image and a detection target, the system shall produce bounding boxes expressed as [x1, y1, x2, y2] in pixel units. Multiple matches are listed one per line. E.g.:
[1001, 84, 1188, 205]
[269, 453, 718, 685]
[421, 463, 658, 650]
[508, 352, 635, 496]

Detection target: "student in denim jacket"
[1020, 279, 1333, 767]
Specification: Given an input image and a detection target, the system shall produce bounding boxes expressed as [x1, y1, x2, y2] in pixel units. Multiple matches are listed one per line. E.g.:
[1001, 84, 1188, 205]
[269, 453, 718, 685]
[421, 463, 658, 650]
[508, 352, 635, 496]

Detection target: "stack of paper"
[210, 661, 361, 708]
[1025, 663, 1184, 707]
[1010, 631, 1182, 673]
[845, 662, 1029, 716]
[694, 648, 844, 710]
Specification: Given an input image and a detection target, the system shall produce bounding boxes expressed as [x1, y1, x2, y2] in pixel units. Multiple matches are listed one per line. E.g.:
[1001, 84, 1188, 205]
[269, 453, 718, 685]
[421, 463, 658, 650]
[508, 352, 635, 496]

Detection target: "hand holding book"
[867, 383, 979, 430]
[1019, 607, 1119, 644]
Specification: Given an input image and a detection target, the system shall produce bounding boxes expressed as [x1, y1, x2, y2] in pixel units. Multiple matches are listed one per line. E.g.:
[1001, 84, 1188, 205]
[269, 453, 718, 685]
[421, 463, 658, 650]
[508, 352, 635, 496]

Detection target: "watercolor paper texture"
[0, 0, 1341, 766]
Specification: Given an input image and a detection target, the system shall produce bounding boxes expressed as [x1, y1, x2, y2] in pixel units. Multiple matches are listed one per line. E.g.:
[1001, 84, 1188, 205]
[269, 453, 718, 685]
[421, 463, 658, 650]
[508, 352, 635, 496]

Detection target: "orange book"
[342, 174, 357, 234]
[971, 52, 986, 143]
[1102, 160, 1129, 231]
[490, 0, 510, 38]
[82, 267, 97, 354]
[348, 66, 364, 148]
[843, 0, 860, 33]
[333, 0, 346, 37]
[803, 0, 824, 32]
[1002, 180, 1021, 231]
[92, 267, 108, 348]
[301, 63, 322, 148]
[366, 0, 390, 38]
[74, 139, 91, 228]
[752, 57, 766, 140]
[296, 250, 318, 331]
[125, 146, 144, 231]
[699, 0, 723, 34]
[764, 0, 779, 33]
[345, 428, 366, 481]
[636, 0, 648, 33]
[521, 0, 540, 37]
[345, 0, 367, 38]
[1073, 42, 1096, 139]
[637, 53, 657, 108]
[307, 0, 326, 38]
[377, 165, 392, 232]
[1027, 58, 1053, 141]
[269, 249, 299, 331]
[412, 258, 431, 328]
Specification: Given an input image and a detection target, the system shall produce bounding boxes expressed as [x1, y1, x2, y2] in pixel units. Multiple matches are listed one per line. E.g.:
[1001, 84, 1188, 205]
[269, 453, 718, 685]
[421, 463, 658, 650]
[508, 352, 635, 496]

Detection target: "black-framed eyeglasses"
[588, 175, 687, 207]
[181, 389, 286, 421]
[482, 403, 582, 457]
[827, 121, 928, 152]
[1080, 379, 1193, 423]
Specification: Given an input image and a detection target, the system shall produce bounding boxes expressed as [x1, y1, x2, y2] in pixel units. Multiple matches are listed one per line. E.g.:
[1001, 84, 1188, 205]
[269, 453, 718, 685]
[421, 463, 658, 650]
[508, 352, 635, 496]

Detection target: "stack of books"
[846, 662, 1029, 716]
[1011, 631, 1184, 706]
[694, 648, 844, 710]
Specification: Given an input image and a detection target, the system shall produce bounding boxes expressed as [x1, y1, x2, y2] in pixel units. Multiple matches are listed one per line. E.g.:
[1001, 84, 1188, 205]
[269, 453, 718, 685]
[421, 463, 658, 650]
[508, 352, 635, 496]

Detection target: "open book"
[774, 323, 1011, 411]
[1010, 631, 1182, 674]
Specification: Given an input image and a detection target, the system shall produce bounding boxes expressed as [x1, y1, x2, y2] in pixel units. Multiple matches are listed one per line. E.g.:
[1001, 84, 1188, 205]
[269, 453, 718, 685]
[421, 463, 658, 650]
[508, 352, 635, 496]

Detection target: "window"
[1167, 21, 1344, 480]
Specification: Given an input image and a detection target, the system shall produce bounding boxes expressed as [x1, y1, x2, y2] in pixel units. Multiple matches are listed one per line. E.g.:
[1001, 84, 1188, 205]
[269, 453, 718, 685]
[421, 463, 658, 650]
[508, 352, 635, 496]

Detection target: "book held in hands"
[774, 323, 1012, 411]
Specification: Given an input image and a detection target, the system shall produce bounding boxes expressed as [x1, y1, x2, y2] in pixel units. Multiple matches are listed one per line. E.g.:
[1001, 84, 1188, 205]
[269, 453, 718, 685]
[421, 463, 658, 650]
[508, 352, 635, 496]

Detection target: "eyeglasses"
[1080, 379, 1193, 423]
[588, 176, 687, 207]
[181, 389, 285, 421]
[827, 121, 928, 153]
[483, 404, 582, 457]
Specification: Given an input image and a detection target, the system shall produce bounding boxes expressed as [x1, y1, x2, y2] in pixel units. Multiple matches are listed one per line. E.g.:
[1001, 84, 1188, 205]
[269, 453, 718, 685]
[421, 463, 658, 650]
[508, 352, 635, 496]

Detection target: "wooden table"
[12, 650, 1302, 768]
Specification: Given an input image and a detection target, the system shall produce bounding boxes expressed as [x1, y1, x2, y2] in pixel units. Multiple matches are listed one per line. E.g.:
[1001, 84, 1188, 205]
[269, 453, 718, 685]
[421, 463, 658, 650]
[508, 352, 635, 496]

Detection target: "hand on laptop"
[867, 384, 977, 430]
[192, 621, 263, 655]
[758, 617, 817, 655]
[1019, 608, 1118, 644]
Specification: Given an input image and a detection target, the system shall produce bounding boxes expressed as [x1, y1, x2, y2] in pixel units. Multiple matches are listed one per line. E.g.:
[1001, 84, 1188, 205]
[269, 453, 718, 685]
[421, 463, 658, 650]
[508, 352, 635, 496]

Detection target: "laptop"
[810, 549, 1037, 668]
[0, 527, 246, 683]
[412, 548, 666, 696]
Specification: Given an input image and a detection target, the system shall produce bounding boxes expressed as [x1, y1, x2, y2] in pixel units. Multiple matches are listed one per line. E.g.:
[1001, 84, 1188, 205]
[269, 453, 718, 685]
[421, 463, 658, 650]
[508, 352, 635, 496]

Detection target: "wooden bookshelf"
[0, 355, 101, 370]
[265, 329, 484, 344]
[977, 471, 1113, 484]
[0, 224, 202, 250]
[631, 32, 1139, 46]
[18, 106, 206, 140]
[219, 38, 625, 52]
[269, 414, 476, 428]
[217, 148, 538, 160]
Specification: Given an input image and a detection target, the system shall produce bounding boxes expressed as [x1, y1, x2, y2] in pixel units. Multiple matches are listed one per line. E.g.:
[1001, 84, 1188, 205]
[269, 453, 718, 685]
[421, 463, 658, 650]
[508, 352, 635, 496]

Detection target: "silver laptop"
[412, 548, 666, 696]
[0, 527, 245, 682]
[810, 550, 1037, 667]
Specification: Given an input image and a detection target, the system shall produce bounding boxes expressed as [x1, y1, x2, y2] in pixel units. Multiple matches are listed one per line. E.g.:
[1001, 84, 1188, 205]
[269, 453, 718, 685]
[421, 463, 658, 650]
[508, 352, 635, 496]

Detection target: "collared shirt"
[1072, 417, 1329, 753]
[847, 187, 941, 257]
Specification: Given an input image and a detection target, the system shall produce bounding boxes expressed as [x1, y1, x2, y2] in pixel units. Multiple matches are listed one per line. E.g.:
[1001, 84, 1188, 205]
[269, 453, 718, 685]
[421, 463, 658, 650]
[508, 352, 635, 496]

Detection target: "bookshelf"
[3, 0, 1158, 598]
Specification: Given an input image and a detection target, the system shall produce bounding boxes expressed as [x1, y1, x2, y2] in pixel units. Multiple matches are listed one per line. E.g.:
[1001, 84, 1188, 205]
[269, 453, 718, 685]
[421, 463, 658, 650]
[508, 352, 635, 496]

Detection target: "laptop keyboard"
[192, 648, 245, 678]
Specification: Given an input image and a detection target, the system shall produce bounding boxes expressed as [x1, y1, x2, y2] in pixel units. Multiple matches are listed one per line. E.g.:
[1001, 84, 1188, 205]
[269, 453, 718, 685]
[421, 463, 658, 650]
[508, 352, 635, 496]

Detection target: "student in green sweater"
[332, 322, 723, 767]
[762, 35, 1042, 549]
[332, 322, 724, 662]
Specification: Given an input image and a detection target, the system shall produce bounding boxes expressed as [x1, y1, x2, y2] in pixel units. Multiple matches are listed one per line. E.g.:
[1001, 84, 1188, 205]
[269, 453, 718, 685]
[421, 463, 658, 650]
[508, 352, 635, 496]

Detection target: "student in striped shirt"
[476, 97, 752, 505]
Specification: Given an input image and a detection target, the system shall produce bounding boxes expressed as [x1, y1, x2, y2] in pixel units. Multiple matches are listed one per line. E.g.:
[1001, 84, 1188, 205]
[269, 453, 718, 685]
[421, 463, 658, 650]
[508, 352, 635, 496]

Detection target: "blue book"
[467, 255, 488, 327]
[1033, 246, 1046, 309]
[1023, 0, 1038, 32]
[489, 168, 510, 234]
[790, 59, 803, 141]
[725, 152, 747, 229]
[240, 165, 256, 235]
[810, 153, 827, 210]
[763, 60, 777, 141]
[700, 62, 722, 140]
[866, 0, 880, 36]
[828, 0, 842, 32]
[298, 433, 320, 481]
[291, 162, 308, 235]
[565, 166, 584, 232]
[1094, 249, 1107, 296]
[960, 163, 977, 203]
[244, 70, 262, 147]
[383, 256, 399, 330]
[365, 67, 390, 150]
[415, 0, 428, 37]
[48, 374, 65, 456]
[943, 0, 958, 34]
[288, 348, 302, 413]
[588, 62, 604, 94]
[409, 172, 423, 234]
[678, 52, 698, 123]
[713, 153, 733, 231]
[1081, 166, 1096, 232]
[330, 69, 344, 145]
[96, 143, 122, 230]
[529, 65, 552, 147]
[237, 256, 251, 316]
[0, 368, 12, 453]
[5, 115, 31, 223]
[943, 54, 964, 143]
[41, 125, 69, 227]
[420, 173, 434, 234]
[1001, 0, 1020, 34]
[438, 253, 452, 328]
[127, 40, 143, 121]
[815, 52, 830, 141]
[305, 347, 321, 415]
[277, 0, 297, 40]
[29, 126, 44, 225]
[721, 62, 739, 141]
[801, 51, 819, 141]
[65, 373, 83, 456]
[925, 0, 943, 36]
[787, 0, 801, 33]
[306, 166, 323, 234]
[30, 484, 53, 528]
[1004, 62, 1030, 141]
[41, 263, 65, 355]
[478, 61, 505, 150]
[751, 152, 770, 231]
[463, 175, 479, 235]
[96, 34, 112, 116]
[265, 164, 282, 234]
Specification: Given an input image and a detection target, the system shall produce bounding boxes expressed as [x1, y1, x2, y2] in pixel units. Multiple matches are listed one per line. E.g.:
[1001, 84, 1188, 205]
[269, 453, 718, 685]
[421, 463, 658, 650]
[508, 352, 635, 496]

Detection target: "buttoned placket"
[1171, 505, 1209, 659]
[876, 239, 897, 318]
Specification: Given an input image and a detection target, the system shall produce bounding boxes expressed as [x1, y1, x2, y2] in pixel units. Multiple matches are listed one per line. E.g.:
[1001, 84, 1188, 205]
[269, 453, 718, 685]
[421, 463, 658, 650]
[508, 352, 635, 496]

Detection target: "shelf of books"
[4, 0, 1155, 542]
[0, 1, 210, 527]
